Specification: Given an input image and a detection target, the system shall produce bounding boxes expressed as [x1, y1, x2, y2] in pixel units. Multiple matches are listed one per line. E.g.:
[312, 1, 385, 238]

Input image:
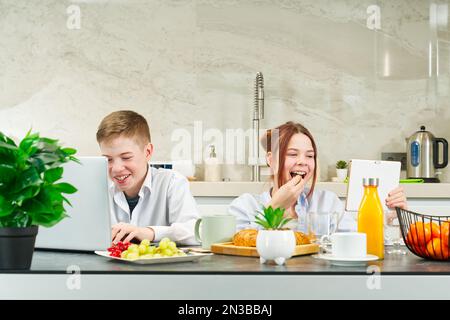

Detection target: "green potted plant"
[335, 160, 348, 182]
[254, 206, 296, 265]
[0, 130, 78, 270]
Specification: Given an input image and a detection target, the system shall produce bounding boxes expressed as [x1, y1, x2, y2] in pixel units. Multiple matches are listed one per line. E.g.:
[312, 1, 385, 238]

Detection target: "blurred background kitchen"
[0, 0, 449, 182]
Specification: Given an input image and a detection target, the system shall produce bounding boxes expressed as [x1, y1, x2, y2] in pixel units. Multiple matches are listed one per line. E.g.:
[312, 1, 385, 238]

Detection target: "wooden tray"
[210, 242, 319, 257]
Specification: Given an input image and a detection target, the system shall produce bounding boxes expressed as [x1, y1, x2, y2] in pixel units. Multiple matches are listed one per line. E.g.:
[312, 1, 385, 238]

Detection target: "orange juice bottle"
[357, 178, 384, 259]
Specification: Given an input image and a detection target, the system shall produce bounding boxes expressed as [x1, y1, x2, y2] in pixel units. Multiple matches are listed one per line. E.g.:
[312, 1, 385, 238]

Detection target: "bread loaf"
[232, 229, 310, 247]
[294, 231, 310, 245]
[232, 229, 258, 247]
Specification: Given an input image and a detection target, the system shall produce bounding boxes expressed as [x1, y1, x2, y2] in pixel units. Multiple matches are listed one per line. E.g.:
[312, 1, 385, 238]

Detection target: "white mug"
[194, 215, 236, 250]
[321, 232, 367, 258]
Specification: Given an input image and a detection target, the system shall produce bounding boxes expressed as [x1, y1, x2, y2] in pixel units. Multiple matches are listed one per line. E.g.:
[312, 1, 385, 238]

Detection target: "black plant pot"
[0, 226, 39, 270]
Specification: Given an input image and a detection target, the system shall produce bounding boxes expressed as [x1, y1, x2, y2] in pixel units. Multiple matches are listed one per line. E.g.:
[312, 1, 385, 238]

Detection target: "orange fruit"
[427, 222, 441, 239]
[440, 221, 450, 247]
[407, 240, 428, 257]
[426, 238, 449, 260]
[406, 221, 431, 248]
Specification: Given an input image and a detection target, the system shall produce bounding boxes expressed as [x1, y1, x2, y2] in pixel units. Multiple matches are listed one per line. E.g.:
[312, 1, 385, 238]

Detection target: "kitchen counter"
[189, 181, 450, 198]
[3, 249, 450, 299]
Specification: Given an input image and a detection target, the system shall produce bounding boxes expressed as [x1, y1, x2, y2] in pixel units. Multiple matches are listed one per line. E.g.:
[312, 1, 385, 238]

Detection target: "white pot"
[336, 168, 348, 182]
[256, 230, 296, 265]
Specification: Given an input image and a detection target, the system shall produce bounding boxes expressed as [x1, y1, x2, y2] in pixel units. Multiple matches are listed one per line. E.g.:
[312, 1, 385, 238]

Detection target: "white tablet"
[345, 159, 401, 212]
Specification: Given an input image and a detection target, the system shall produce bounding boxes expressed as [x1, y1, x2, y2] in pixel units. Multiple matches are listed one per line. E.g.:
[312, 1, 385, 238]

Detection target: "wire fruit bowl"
[396, 207, 450, 261]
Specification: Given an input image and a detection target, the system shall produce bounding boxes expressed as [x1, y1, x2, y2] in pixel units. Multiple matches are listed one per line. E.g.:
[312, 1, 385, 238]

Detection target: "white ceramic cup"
[321, 232, 367, 258]
[194, 215, 236, 250]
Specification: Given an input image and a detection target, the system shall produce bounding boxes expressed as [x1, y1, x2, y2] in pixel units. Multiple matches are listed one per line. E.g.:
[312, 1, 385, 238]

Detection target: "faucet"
[252, 72, 264, 181]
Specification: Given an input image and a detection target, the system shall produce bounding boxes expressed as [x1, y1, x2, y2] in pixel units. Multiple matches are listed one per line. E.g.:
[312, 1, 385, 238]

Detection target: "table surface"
[4, 246, 450, 274]
[3, 247, 450, 299]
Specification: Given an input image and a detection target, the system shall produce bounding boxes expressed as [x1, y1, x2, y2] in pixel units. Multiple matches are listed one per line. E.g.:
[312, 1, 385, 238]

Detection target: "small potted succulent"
[255, 206, 296, 265]
[0, 130, 78, 270]
[335, 160, 348, 182]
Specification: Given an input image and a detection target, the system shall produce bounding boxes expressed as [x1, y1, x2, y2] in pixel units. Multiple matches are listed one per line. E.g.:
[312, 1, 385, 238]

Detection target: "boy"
[96, 110, 200, 245]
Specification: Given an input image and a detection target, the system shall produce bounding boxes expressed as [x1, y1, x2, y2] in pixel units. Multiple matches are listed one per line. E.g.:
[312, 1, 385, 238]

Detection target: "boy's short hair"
[96, 110, 151, 147]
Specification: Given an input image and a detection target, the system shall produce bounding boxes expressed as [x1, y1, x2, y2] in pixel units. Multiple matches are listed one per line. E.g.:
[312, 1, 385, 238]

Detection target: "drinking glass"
[385, 211, 407, 255]
[306, 211, 339, 252]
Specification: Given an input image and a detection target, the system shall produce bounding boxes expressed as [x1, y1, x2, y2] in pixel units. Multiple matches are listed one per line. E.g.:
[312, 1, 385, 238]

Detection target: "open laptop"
[35, 156, 112, 251]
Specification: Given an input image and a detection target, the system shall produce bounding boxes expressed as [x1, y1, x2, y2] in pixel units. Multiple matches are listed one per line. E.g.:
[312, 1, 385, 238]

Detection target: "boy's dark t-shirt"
[125, 194, 140, 217]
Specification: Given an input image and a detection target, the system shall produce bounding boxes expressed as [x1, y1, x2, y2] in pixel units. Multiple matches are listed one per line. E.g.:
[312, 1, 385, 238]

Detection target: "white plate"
[312, 253, 379, 266]
[94, 250, 211, 265]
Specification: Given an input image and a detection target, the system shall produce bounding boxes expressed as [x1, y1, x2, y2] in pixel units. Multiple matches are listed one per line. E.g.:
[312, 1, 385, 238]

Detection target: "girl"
[229, 121, 407, 232]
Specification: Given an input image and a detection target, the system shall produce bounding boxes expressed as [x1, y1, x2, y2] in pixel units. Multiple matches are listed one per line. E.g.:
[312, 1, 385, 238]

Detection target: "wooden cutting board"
[210, 242, 319, 257]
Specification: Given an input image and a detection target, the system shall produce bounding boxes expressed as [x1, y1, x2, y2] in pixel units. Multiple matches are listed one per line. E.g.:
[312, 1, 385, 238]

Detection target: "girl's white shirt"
[228, 187, 357, 232]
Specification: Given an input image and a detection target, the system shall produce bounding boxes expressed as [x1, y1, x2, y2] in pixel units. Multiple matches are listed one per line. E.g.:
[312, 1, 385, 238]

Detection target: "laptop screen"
[35, 156, 111, 251]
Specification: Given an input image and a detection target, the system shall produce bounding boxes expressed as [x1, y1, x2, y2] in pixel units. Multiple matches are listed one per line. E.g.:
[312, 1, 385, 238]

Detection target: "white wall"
[1, 0, 449, 181]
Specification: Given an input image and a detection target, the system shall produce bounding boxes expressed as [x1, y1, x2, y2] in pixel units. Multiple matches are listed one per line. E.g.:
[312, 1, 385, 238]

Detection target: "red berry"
[108, 242, 128, 257]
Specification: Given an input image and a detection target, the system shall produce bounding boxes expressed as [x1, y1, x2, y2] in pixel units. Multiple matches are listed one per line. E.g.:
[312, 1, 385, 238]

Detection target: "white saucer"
[312, 253, 379, 266]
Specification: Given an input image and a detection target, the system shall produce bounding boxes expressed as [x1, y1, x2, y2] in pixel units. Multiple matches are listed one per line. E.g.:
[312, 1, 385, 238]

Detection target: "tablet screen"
[345, 159, 401, 212]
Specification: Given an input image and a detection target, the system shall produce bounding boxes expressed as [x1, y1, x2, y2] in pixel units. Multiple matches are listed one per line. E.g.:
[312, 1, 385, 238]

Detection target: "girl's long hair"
[261, 121, 318, 199]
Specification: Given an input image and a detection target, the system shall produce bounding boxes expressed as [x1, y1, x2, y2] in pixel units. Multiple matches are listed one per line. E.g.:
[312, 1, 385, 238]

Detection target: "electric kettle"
[406, 126, 448, 182]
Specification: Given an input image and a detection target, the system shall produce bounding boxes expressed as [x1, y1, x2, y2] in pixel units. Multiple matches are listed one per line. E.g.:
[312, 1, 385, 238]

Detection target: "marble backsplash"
[0, 0, 449, 182]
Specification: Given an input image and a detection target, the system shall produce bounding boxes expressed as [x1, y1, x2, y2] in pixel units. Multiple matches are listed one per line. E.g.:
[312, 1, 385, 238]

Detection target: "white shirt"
[109, 166, 200, 245]
[228, 188, 357, 233]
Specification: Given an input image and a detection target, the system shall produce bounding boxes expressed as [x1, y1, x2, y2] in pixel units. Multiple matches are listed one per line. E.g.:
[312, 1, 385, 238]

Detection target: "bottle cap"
[362, 178, 379, 186]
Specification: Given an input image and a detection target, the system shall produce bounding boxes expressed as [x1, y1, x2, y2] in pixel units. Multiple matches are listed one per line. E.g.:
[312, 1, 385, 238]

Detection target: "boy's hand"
[385, 186, 408, 210]
[111, 222, 155, 244]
